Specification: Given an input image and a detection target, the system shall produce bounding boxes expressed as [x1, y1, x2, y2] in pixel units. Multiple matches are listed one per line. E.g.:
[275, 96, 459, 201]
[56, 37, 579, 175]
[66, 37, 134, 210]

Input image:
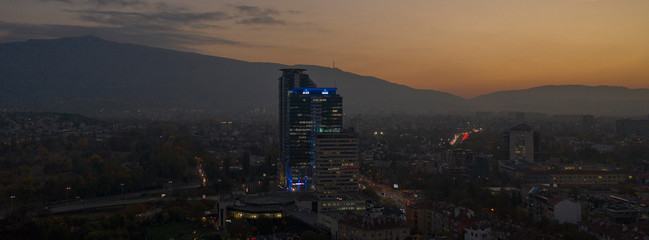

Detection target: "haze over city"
[2, 1, 649, 239]
[2, 0, 648, 97]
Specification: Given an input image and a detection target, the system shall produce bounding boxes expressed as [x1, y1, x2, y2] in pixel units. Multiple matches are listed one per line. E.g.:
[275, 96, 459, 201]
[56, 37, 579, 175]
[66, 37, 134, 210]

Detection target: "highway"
[2, 156, 211, 218]
[4, 175, 416, 217]
[47, 183, 203, 213]
[360, 175, 414, 208]
[1, 182, 203, 218]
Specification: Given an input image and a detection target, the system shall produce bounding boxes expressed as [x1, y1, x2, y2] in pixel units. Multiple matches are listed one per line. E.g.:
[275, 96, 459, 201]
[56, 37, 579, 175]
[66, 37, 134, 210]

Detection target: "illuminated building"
[508, 124, 535, 163]
[314, 130, 360, 195]
[278, 69, 343, 191]
[338, 212, 409, 240]
[216, 193, 292, 227]
[499, 162, 634, 186]
[279, 69, 317, 189]
[317, 198, 366, 212]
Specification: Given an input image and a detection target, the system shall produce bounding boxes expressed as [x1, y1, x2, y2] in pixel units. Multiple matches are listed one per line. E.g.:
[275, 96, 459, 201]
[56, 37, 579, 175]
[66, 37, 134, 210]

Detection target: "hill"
[1, 36, 648, 117]
[0, 35, 465, 118]
[470, 85, 649, 116]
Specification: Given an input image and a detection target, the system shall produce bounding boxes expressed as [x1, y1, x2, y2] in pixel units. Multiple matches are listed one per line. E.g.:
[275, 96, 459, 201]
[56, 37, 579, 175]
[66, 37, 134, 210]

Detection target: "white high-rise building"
[314, 130, 359, 196]
[509, 124, 534, 163]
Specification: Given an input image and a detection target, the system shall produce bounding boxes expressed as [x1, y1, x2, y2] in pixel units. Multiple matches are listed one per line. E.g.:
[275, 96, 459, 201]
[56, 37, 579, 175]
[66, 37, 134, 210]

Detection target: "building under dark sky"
[508, 123, 535, 163]
[278, 69, 343, 191]
[314, 130, 359, 196]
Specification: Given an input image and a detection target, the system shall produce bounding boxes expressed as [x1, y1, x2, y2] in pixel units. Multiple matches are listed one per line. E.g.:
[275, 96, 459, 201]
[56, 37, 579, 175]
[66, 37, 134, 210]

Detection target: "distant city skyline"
[2, 0, 648, 98]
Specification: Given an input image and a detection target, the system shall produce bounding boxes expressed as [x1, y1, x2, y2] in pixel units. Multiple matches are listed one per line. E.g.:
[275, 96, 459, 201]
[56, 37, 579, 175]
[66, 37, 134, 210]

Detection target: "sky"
[1, 0, 648, 98]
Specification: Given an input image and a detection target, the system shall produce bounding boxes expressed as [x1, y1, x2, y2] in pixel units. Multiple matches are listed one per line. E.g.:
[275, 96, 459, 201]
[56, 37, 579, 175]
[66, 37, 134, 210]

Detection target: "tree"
[300, 230, 325, 240]
[227, 219, 252, 239]
[362, 189, 380, 201]
[241, 151, 251, 177]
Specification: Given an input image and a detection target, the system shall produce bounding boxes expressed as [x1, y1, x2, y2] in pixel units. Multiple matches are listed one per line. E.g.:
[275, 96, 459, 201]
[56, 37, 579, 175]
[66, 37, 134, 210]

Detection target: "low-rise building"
[406, 200, 475, 237]
[528, 187, 581, 224]
[464, 221, 491, 240]
[338, 212, 409, 240]
[317, 211, 345, 240]
[579, 218, 649, 240]
[500, 162, 633, 186]
[553, 198, 582, 224]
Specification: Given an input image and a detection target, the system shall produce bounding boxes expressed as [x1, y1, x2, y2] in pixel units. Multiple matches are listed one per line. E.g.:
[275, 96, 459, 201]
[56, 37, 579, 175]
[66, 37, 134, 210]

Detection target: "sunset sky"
[1, 0, 648, 98]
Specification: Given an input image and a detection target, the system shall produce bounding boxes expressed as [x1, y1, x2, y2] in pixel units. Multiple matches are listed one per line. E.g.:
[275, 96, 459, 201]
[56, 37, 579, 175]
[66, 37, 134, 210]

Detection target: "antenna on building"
[333, 59, 337, 87]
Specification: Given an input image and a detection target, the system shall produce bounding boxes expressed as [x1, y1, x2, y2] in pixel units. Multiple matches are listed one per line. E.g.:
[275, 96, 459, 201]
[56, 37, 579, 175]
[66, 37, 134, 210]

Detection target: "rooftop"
[510, 123, 532, 131]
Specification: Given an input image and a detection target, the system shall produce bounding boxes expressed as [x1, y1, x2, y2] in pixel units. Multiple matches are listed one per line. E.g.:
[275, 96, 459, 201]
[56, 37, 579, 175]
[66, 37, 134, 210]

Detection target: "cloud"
[38, 0, 73, 3]
[22, 5, 238, 48]
[0, 21, 242, 48]
[38, 0, 145, 7]
[73, 9, 230, 27]
[239, 16, 284, 25]
[235, 5, 285, 25]
[0, 2, 294, 51]
[88, 0, 144, 7]
[235, 5, 279, 15]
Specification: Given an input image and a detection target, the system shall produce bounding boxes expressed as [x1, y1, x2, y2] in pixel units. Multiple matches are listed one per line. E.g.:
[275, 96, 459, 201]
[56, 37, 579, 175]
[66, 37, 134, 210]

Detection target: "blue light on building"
[278, 70, 342, 192]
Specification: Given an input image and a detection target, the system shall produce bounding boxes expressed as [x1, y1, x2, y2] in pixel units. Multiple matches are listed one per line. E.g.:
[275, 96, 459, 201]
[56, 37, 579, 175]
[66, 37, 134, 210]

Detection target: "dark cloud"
[88, 0, 144, 7]
[239, 17, 284, 25]
[0, 2, 293, 51]
[235, 5, 285, 25]
[38, 0, 73, 3]
[151, 2, 187, 12]
[27, 6, 237, 48]
[73, 9, 230, 27]
[0, 21, 242, 48]
[235, 5, 279, 16]
[39, 0, 145, 7]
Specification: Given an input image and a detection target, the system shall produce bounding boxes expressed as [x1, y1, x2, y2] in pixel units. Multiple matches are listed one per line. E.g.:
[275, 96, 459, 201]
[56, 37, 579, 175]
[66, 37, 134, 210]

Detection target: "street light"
[65, 187, 71, 206]
[120, 183, 125, 200]
[10, 195, 15, 215]
[218, 179, 222, 196]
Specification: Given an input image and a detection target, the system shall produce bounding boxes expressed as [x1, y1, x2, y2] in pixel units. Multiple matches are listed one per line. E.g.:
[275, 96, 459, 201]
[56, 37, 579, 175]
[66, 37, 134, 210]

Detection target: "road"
[2, 155, 212, 218]
[47, 182, 202, 212]
[1, 182, 202, 218]
[360, 175, 414, 208]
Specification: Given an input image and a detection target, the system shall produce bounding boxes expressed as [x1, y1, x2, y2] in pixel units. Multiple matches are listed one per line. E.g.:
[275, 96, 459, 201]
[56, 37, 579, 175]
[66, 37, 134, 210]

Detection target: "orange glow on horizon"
[2, 0, 648, 97]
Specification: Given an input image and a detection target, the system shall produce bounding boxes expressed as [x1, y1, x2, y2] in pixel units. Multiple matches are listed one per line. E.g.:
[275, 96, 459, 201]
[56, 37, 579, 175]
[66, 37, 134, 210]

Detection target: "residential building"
[528, 187, 581, 224]
[338, 212, 409, 240]
[406, 200, 475, 237]
[464, 221, 491, 240]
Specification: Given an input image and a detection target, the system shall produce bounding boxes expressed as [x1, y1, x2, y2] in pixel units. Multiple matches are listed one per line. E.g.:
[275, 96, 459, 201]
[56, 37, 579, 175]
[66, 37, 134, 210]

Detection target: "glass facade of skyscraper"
[278, 69, 343, 191]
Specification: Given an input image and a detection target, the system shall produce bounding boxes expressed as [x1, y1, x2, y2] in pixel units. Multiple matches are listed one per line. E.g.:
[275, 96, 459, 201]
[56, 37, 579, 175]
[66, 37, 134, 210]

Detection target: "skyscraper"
[279, 69, 316, 189]
[278, 69, 343, 191]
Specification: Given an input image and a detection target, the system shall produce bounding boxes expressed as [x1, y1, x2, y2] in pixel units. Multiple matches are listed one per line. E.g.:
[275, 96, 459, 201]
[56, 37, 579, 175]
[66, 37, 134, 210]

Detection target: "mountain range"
[1, 35, 648, 118]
